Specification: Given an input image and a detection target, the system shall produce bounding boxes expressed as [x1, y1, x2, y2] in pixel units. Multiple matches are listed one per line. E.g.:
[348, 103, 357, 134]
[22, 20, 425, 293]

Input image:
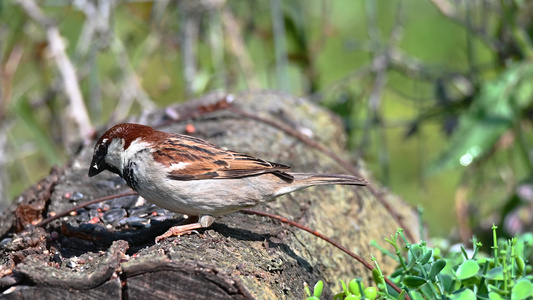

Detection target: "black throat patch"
[123, 160, 139, 191]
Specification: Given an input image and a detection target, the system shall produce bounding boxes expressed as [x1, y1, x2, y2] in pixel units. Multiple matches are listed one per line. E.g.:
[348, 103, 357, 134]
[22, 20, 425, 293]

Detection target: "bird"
[88, 123, 368, 242]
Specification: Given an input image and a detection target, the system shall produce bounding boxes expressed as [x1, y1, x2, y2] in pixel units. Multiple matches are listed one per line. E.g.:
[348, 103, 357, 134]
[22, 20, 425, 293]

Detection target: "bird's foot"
[155, 223, 203, 243]
[155, 215, 214, 243]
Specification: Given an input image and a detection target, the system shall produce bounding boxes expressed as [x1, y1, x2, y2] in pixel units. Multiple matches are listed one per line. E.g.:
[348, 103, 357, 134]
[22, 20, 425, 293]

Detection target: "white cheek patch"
[170, 162, 190, 170]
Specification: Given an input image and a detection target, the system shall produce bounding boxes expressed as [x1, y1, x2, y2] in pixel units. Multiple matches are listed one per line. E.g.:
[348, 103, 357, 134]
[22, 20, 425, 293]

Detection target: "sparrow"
[88, 123, 368, 242]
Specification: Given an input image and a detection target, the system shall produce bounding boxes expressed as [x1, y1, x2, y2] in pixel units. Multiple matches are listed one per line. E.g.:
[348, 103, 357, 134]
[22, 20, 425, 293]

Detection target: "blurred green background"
[2, 0, 533, 239]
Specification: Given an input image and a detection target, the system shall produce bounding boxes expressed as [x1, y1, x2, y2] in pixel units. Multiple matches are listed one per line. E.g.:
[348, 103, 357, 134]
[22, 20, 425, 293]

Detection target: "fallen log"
[0, 91, 419, 299]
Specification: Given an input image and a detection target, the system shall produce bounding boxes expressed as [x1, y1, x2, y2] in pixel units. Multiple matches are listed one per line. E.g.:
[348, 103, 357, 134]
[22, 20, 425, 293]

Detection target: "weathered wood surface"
[0, 91, 419, 299]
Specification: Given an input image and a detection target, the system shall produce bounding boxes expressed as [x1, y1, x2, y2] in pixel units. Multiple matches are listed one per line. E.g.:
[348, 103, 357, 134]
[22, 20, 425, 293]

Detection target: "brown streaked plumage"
[93, 123, 294, 181]
[88, 123, 368, 242]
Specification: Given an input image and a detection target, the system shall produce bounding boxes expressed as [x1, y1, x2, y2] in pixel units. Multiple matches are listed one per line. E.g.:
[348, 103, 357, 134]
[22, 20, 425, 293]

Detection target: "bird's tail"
[273, 173, 368, 196]
[291, 173, 368, 186]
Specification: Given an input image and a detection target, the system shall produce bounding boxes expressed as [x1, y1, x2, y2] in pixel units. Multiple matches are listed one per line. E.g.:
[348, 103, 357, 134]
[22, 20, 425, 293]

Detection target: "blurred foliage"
[1, 0, 533, 238]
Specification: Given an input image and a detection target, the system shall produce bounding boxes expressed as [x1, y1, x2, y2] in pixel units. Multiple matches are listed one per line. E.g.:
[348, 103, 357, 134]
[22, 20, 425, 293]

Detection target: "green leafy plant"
[305, 226, 533, 299]
[305, 278, 378, 300]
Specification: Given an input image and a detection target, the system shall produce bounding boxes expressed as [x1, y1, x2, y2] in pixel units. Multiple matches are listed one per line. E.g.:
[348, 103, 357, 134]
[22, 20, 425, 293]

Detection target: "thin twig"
[240, 209, 408, 298]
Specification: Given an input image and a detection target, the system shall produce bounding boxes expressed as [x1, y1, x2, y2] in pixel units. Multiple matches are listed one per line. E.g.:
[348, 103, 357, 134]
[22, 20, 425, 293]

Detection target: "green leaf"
[489, 292, 505, 300]
[511, 279, 532, 300]
[410, 291, 426, 300]
[461, 275, 481, 286]
[313, 280, 323, 298]
[428, 62, 533, 174]
[305, 282, 311, 296]
[484, 267, 504, 280]
[398, 290, 407, 300]
[516, 233, 533, 259]
[409, 244, 424, 261]
[429, 259, 447, 279]
[456, 260, 480, 280]
[515, 256, 525, 276]
[372, 268, 385, 286]
[402, 276, 426, 287]
[449, 289, 476, 300]
[348, 279, 363, 296]
[333, 293, 345, 300]
[364, 287, 378, 300]
[390, 268, 403, 278]
[440, 274, 455, 293]
[340, 280, 348, 295]
[419, 250, 433, 265]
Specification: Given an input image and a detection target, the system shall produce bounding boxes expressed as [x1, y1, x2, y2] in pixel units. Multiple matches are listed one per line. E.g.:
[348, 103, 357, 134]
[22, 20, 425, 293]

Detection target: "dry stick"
[240, 209, 408, 298]
[227, 105, 416, 242]
[36, 191, 138, 228]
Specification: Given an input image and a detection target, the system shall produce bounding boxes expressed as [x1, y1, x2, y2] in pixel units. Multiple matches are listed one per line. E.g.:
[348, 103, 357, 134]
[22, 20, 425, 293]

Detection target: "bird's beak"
[88, 153, 106, 177]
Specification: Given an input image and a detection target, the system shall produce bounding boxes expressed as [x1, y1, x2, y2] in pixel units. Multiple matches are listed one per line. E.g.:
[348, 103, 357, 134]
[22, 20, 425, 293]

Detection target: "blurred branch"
[455, 183, 471, 245]
[1, 44, 24, 121]
[72, 0, 113, 122]
[365, 0, 381, 44]
[429, 0, 456, 18]
[361, 0, 404, 185]
[73, 0, 112, 57]
[368, 0, 404, 111]
[110, 37, 156, 123]
[0, 27, 7, 205]
[311, 1, 330, 57]
[270, 0, 290, 92]
[221, 6, 260, 90]
[0, 125, 7, 208]
[429, 0, 501, 52]
[207, 10, 227, 89]
[499, 0, 533, 59]
[309, 62, 374, 102]
[16, 0, 94, 143]
[179, 3, 200, 96]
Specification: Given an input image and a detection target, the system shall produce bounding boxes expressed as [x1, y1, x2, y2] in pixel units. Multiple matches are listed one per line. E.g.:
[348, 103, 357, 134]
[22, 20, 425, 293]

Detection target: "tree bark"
[0, 91, 419, 299]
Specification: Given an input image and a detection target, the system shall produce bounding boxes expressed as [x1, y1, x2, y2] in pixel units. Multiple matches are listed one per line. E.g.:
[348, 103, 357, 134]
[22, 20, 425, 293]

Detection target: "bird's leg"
[155, 215, 214, 243]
